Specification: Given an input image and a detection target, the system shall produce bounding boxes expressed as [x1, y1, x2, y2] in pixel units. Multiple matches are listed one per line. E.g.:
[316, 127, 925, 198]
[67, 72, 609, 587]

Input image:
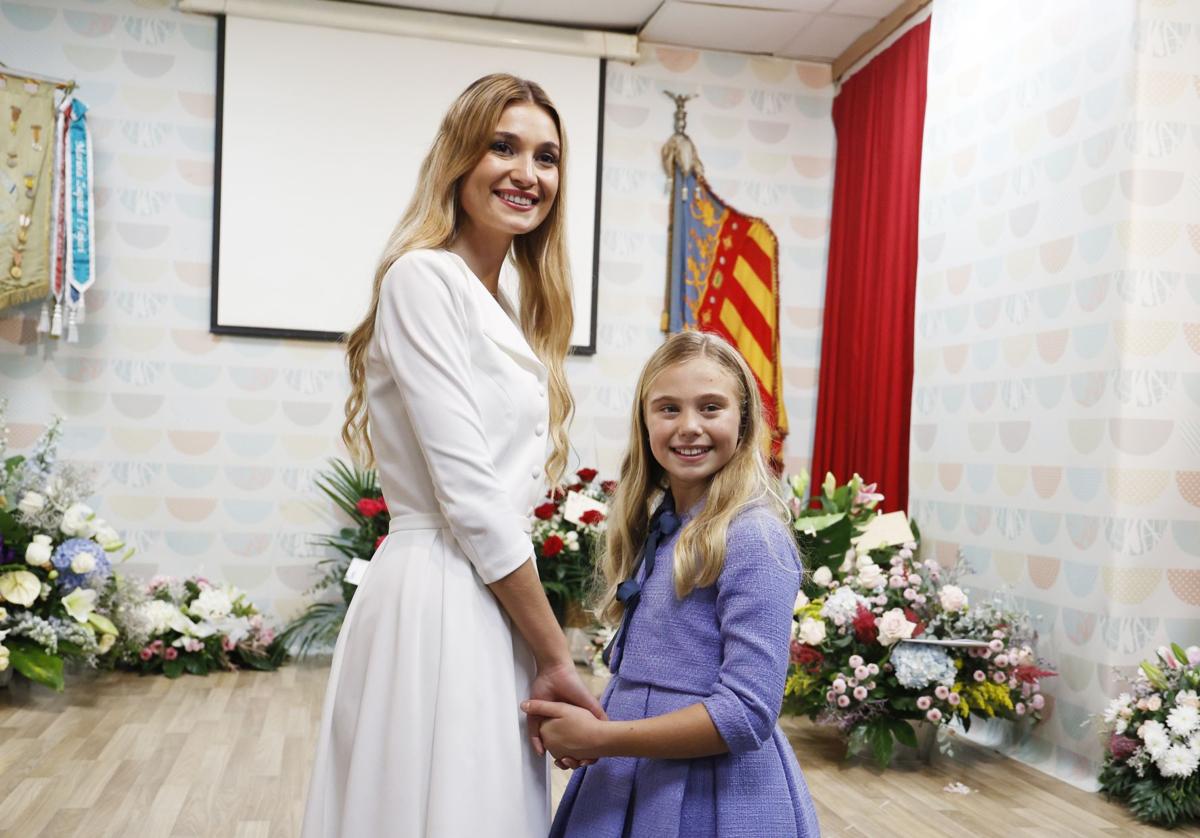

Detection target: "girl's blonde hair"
[341, 73, 575, 485]
[594, 331, 789, 623]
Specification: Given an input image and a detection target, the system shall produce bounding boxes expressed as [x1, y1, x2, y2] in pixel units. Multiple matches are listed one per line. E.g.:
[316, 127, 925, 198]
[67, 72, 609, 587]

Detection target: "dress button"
[531, 467, 541, 479]
[535, 423, 546, 436]
[538, 384, 546, 398]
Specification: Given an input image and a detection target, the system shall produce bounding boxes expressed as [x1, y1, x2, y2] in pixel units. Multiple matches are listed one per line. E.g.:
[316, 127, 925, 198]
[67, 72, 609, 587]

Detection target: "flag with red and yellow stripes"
[664, 169, 787, 462]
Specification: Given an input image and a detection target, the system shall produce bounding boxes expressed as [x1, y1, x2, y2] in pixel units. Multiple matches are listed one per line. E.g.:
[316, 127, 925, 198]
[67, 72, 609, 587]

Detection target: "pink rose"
[139, 648, 153, 661]
[164, 647, 178, 661]
[926, 708, 942, 723]
[917, 696, 932, 710]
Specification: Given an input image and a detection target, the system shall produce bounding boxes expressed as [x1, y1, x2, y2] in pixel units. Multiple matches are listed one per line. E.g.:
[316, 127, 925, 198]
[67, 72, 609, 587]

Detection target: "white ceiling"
[343, 0, 907, 62]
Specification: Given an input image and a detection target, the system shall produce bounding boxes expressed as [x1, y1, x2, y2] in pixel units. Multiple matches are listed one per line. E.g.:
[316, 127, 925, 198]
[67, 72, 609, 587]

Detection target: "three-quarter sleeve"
[374, 251, 534, 584]
[702, 512, 802, 753]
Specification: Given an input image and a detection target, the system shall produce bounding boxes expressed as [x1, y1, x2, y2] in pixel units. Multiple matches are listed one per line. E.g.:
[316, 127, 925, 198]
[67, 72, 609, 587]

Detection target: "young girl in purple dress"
[522, 330, 821, 837]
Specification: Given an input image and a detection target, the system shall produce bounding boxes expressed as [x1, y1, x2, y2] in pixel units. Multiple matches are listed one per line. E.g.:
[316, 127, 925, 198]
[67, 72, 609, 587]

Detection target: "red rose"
[1108, 733, 1139, 761]
[852, 603, 878, 644]
[580, 509, 604, 526]
[903, 607, 926, 638]
[374, 535, 386, 551]
[789, 640, 824, 673]
[551, 488, 567, 501]
[601, 480, 617, 495]
[568, 483, 583, 493]
[576, 468, 598, 483]
[534, 503, 557, 520]
[357, 497, 385, 517]
[542, 534, 564, 558]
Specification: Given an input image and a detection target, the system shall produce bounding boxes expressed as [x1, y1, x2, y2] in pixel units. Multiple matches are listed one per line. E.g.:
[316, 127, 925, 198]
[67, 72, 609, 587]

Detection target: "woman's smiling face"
[457, 102, 561, 241]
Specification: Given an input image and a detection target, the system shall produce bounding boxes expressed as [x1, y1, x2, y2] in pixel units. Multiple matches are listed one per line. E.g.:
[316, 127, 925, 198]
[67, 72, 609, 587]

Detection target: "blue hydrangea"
[50, 538, 111, 591]
[891, 642, 958, 689]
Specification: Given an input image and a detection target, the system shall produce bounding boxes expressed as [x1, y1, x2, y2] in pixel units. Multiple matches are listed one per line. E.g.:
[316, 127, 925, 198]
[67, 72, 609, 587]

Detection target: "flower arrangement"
[280, 459, 387, 656]
[0, 405, 124, 691]
[783, 471, 1056, 767]
[530, 468, 614, 625]
[1095, 644, 1200, 828]
[109, 575, 285, 677]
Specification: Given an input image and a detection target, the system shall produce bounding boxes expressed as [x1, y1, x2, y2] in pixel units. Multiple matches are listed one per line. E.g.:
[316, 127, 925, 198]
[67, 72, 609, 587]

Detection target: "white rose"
[191, 588, 234, 620]
[60, 503, 95, 537]
[875, 608, 917, 647]
[17, 491, 45, 516]
[70, 551, 97, 575]
[93, 523, 123, 551]
[797, 617, 827, 646]
[24, 534, 53, 568]
[794, 590, 809, 611]
[812, 566, 833, 588]
[938, 584, 968, 613]
[856, 563, 886, 591]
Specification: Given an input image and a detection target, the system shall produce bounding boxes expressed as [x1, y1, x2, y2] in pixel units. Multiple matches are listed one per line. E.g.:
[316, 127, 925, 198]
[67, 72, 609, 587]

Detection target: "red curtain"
[809, 19, 931, 514]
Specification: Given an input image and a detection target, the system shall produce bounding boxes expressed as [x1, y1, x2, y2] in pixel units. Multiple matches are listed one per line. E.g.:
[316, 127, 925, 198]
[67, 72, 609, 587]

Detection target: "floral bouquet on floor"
[280, 459, 389, 656]
[531, 467, 614, 626]
[0, 405, 125, 691]
[110, 575, 285, 677]
[1095, 644, 1200, 828]
[782, 471, 1056, 767]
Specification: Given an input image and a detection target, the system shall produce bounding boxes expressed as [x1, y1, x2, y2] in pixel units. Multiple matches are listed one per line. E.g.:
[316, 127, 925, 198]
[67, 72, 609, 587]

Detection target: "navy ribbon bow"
[602, 496, 680, 673]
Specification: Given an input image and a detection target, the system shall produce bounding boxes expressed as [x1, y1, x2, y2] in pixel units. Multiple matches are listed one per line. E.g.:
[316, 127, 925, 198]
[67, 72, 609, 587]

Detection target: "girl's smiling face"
[643, 355, 743, 511]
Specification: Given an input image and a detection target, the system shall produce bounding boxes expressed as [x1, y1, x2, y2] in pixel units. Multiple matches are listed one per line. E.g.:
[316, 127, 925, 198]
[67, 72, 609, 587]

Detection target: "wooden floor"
[1, 659, 1195, 837]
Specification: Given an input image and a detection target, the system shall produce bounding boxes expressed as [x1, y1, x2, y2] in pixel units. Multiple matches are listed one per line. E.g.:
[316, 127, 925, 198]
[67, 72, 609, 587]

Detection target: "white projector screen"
[212, 14, 602, 352]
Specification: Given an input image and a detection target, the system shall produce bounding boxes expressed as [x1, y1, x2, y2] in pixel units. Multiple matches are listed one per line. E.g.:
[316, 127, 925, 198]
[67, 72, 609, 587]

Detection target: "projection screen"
[211, 13, 603, 351]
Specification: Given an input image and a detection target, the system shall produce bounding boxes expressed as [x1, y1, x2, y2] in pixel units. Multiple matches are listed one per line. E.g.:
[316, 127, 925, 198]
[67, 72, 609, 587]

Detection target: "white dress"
[301, 249, 552, 837]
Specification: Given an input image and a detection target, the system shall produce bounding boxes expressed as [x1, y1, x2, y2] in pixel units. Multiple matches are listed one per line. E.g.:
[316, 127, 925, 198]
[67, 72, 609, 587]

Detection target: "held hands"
[526, 661, 607, 769]
[521, 699, 608, 765]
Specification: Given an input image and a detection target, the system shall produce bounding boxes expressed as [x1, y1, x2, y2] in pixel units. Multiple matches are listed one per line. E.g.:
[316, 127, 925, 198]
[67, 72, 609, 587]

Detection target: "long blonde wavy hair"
[594, 331, 790, 623]
[341, 74, 575, 484]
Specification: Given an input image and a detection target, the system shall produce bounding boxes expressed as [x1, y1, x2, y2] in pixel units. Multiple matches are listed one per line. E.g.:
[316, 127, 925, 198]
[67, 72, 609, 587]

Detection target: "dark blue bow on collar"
[602, 495, 679, 672]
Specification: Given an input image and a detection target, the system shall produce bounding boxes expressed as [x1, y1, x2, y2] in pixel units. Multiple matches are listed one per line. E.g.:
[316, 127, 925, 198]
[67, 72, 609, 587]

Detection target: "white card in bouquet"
[850, 511, 915, 550]
[344, 557, 370, 587]
[900, 637, 990, 649]
[562, 491, 607, 526]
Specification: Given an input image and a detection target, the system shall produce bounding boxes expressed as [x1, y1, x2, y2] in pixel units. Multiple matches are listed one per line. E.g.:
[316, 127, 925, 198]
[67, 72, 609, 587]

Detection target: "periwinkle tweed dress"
[550, 505, 821, 838]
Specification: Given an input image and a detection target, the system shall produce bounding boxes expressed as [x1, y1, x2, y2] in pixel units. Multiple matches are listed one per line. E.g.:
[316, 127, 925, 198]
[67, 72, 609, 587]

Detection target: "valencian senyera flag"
[661, 95, 787, 465]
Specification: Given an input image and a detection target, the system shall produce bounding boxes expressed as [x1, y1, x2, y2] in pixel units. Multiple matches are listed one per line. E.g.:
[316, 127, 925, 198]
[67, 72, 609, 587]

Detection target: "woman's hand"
[521, 699, 609, 761]
[526, 660, 606, 759]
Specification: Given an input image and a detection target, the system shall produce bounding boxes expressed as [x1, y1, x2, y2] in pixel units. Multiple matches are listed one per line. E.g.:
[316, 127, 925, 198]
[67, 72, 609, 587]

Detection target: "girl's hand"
[521, 699, 609, 761]
[527, 661, 606, 757]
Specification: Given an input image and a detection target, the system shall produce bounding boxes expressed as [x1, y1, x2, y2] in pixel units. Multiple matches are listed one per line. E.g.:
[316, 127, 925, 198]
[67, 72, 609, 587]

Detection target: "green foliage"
[1100, 759, 1200, 829]
[280, 459, 388, 656]
[6, 637, 65, 692]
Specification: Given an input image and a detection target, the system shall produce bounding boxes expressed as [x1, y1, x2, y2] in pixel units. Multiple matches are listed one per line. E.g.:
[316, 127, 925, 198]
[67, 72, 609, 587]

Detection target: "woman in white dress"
[301, 74, 603, 838]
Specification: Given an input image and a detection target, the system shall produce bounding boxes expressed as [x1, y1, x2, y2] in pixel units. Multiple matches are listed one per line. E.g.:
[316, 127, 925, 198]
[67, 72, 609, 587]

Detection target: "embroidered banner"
[662, 97, 787, 461]
[0, 74, 56, 312]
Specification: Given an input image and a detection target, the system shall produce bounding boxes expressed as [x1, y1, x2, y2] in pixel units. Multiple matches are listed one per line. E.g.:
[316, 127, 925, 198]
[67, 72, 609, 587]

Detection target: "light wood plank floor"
[1, 659, 1195, 837]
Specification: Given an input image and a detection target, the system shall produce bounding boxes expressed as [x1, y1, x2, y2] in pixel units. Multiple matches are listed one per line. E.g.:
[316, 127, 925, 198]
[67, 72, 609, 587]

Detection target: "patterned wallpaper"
[911, 0, 1200, 788]
[0, 0, 835, 619]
